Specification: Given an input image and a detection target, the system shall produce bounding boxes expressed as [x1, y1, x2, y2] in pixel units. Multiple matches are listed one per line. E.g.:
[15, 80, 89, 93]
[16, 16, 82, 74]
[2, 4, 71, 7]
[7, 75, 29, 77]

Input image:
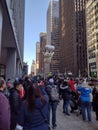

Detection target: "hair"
[0, 77, 5, 88]
[27, 83, 46, 112]
[13, 80, 22, 88]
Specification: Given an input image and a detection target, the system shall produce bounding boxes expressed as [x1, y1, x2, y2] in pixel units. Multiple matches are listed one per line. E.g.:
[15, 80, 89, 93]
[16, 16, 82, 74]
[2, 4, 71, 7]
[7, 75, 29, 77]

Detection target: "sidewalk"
[50, 101, 98, 130]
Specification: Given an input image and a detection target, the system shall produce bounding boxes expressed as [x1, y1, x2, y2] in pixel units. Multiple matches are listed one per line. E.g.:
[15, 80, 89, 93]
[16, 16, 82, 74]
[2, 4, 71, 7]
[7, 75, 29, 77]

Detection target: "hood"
[60, 85, 69, 90]
[82, 87, 91, 94]
[49, 78, 54, 84]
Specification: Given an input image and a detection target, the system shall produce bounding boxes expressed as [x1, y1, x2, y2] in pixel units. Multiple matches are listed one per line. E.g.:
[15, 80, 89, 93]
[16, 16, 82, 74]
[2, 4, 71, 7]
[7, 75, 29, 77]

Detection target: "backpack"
[50, 85, 59, 101]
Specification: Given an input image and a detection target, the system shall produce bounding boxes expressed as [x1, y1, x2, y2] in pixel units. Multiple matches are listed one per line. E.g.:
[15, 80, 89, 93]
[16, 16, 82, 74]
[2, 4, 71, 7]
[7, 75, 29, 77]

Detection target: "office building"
[22, 62, 28, 77]
[86, 0, 98, 77]
[59, 0, 88, 76]
[75, 0, 88, 77]
[47, 0, 60, 73]
[59, 0, 77, 76]
[39, 32, 47, 74]
[31, 60, 36, 75]
[0, 0, 25, 79]
[36, 42, 40, 74]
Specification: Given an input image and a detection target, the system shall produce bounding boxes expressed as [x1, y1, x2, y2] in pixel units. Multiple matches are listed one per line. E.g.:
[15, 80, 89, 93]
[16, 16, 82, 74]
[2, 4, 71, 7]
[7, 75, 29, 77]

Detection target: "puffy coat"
[93, 90, 98, 110]
[17, 96, 49, 130]
[60, 85, 71, 100]
[9, 88, 21, 114]
[9, 88, 22, 129]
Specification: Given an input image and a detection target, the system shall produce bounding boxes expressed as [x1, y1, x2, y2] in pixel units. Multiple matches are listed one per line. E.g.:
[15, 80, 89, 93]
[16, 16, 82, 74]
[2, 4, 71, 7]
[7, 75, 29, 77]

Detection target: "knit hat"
[49, 78, 54, 83]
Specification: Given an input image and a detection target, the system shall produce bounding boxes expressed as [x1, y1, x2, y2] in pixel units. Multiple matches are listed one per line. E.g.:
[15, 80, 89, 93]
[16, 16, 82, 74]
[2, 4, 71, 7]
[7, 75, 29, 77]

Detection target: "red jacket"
[69, 80, 75, 92]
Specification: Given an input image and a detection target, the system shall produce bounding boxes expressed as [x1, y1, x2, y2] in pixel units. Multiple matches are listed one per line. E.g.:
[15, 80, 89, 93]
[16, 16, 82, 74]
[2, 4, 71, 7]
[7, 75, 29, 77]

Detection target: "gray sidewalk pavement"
[50, 101, 98, 130]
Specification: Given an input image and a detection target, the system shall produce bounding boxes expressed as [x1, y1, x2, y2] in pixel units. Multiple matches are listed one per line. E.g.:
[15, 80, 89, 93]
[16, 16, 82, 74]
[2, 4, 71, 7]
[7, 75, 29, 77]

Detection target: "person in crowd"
[3, 78, 13, 99]
[0, 77, 10, 130]
[78, 79, 92, 122]
[69, 78, 75, 92]
[9, 79, 23, 130]
[60, 81, 71, 115]
[17, 84, 49, 130]
[23, 76, 32, 100]
[45, 77, 59, 129]
[6, 78, 13, 89]
[92, 85, 98, 121]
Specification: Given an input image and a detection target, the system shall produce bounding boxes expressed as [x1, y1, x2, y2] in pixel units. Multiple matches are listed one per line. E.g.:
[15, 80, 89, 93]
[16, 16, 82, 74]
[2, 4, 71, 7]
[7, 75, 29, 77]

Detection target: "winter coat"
[78, 86, 91, 102]
[60, 85, 71, 100]
[45, 83, 59, 102]
[17, 96, 49, 130]
[9, 88, 22, 129]
[93, 90, 98, 110]
[9, 88, 21, 114]
[69, 80, 75, 92]
[0, 91, 10, 130]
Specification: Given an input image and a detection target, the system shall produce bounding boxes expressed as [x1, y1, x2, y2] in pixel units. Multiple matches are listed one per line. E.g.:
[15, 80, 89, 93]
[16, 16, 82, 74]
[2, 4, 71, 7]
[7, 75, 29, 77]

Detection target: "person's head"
[79, 78, 83, 84]
[82, 78, 89, 88]
[0, 77, 6, 91]
[13, 80, 23, 91]
[6, 79, 13, 89]
[49, 78, 54, 85]
[27, 83, 46, 112]
[39, 80, 45, 87]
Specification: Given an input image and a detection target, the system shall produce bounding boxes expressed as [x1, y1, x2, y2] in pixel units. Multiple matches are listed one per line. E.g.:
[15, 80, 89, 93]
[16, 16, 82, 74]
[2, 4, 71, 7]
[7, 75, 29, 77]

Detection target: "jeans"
[50, 102, 58, 126]
[81, 101, 91, 121]
[65, 99, 70, 114]
[63, 98, 66, 112]
[63, 98, 70, 114]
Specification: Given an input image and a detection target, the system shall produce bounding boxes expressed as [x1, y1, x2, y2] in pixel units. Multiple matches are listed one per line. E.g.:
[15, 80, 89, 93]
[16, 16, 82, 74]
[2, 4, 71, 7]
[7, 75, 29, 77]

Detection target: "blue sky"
[24, 0, 50, 73]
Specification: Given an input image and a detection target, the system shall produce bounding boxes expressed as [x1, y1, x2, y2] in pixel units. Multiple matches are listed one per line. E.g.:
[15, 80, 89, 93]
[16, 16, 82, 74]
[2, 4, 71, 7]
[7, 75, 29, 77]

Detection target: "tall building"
[36, 42, 40, 74]
[59, 0, 77, 76]
[22, 62, 28, 77]
[47, 0, 60, 73]
[0, 0, 25, 79]
[39, 32, 47, 74]
[31, 60, 36, 75]
[59, 0, 88, 77]
[86, 0, 98, 77]
[75, 0, 88, 77]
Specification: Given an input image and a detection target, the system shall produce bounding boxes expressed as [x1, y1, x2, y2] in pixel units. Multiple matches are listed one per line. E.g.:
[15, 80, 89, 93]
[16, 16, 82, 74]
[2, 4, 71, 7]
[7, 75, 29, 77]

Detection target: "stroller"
[70, 91, 81, 116]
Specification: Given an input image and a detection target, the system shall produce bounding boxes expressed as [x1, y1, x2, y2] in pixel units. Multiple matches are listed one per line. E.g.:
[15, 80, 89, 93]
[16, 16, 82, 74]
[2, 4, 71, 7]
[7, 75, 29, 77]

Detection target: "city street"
[51, 101, 98, 130]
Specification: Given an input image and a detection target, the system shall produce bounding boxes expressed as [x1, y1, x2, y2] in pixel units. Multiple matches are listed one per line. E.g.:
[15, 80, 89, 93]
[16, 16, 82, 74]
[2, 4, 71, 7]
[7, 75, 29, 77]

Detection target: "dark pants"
[10, 113, 17, 130]
[50, 102, 58, 126]
[95, 103, 98, 121]
[81, 101, 91, 121]
[63, 98, 70, 114]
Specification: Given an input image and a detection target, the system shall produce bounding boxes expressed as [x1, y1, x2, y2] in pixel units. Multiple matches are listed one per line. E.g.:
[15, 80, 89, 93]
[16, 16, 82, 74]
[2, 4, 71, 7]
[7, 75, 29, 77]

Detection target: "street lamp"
[43, 44, 55, 77]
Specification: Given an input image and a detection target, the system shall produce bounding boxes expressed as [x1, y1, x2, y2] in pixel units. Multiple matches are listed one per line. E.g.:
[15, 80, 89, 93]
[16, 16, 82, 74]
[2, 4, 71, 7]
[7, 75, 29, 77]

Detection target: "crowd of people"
[0, 75, 98, 130]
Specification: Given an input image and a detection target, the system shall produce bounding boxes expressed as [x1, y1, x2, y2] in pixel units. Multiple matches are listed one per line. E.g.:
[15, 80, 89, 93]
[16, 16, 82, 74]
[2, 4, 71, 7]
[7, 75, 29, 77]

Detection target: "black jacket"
[9, 88, 21, 114]
[93, 90, 98, 109]
[60, 85, 71, 100]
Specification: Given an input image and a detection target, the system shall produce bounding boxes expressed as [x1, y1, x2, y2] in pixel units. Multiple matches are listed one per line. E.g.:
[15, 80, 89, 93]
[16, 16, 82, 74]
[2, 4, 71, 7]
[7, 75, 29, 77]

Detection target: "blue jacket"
[78, 86, 91, 102]
[17, 96, 49, 130]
